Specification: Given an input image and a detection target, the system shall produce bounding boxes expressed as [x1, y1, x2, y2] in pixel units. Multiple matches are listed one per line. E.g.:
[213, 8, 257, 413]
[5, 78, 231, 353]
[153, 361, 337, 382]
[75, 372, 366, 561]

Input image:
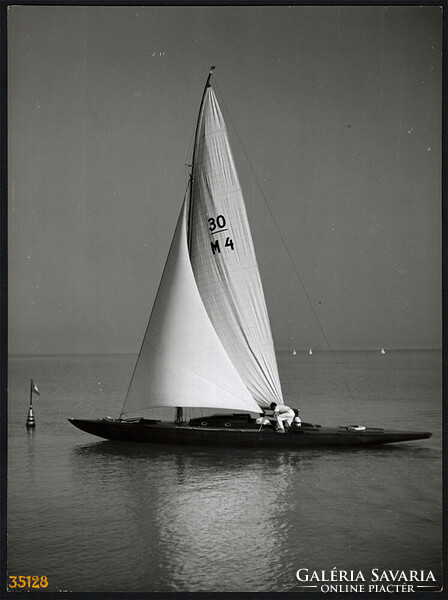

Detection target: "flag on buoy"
[31, 379, 40, 396]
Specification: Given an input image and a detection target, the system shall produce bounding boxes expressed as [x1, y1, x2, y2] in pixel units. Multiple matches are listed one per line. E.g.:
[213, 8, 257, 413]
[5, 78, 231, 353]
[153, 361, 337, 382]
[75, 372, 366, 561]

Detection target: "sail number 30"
[208, 215, 234, 255]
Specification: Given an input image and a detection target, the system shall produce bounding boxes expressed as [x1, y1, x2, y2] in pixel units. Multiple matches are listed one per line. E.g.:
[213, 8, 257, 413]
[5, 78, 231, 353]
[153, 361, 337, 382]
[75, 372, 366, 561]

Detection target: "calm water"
[8, 351, 442, 592]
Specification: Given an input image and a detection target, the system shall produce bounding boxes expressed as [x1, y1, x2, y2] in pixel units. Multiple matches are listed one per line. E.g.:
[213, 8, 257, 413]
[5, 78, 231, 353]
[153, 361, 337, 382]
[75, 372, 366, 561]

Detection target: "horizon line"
[8, 347, 442, 359]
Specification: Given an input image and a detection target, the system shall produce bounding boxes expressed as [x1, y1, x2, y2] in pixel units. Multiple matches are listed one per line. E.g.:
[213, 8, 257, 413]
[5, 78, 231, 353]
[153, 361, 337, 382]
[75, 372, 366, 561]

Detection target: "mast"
[176, 66, 215, 426]
[187, 66, 215, 253]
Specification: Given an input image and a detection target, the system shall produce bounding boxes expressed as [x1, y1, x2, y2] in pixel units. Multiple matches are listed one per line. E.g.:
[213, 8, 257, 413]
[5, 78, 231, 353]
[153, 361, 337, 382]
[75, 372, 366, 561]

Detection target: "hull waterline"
[68, 418, 432, 448]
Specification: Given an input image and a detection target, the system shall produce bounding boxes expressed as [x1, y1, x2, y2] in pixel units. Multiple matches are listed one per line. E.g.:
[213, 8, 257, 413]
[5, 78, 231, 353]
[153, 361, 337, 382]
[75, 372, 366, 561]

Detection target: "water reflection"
[70, 442, 323, 591]
[73, 438, 438, 460]
[23, 427, 37, 482]
[69, 439, 440, 591]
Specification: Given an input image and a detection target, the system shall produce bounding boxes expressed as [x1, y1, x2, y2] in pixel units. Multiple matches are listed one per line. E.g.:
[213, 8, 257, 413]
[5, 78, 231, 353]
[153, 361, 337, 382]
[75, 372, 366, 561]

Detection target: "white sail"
[121, 200, 261, 417]
[189, 86, 283, 409]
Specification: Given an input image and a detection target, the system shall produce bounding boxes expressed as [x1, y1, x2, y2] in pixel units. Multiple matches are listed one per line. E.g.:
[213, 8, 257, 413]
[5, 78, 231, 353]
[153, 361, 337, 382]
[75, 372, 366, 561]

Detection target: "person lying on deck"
[255, 414, 273, 428]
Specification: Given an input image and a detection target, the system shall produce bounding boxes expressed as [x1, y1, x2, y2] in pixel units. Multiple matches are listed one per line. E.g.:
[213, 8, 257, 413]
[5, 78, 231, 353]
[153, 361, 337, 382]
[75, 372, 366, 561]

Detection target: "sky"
[8, 5, 442, 355]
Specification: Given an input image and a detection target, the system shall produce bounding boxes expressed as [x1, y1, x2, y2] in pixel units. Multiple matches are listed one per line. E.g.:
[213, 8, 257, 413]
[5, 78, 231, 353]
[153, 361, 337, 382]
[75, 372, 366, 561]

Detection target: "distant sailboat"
[69, 68, 431, 448]
[309, 348, 313, 355]
[381, 348, 386, 354]
[292, 349, 297, 356]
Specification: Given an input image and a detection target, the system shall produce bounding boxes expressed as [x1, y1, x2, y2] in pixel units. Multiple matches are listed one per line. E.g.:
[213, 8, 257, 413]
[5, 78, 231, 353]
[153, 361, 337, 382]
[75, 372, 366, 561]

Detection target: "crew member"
[292, 408, 302, 428]
[270, 402, 295, 433]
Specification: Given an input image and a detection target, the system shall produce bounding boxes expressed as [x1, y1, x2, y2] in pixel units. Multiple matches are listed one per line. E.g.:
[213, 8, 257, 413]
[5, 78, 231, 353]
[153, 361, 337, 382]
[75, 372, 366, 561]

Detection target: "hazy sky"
[8, 5, 442, 354]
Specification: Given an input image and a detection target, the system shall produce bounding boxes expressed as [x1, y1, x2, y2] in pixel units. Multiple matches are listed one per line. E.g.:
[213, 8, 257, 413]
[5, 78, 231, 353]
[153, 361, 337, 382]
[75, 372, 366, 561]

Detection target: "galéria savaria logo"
[295, 568, 439, 593]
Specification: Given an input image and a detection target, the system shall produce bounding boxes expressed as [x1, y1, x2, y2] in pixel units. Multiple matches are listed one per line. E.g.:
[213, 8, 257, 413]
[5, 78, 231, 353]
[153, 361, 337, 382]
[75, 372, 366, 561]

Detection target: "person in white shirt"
[269, 402, 295, 433]
[292, 408, 302, 429]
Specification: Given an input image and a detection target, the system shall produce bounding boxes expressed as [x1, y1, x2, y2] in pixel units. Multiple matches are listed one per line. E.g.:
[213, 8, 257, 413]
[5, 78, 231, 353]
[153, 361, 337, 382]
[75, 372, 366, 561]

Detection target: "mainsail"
[189, 84, 283, 409]
[121, 74, 283, 417]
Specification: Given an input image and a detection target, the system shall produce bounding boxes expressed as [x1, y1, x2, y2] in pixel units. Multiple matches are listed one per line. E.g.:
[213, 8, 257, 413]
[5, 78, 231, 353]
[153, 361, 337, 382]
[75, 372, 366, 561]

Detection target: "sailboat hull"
[68, 419, 431, 448]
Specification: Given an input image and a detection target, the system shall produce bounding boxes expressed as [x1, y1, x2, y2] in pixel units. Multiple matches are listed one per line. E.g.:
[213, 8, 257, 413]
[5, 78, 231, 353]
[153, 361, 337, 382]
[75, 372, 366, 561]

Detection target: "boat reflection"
[69, 440, 437, 592]
[70, 441, 321, 590]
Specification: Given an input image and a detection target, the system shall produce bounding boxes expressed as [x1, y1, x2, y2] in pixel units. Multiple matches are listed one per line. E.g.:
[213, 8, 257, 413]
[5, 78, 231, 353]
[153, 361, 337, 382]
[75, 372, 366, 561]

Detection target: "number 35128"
[8, 575, 48, 589]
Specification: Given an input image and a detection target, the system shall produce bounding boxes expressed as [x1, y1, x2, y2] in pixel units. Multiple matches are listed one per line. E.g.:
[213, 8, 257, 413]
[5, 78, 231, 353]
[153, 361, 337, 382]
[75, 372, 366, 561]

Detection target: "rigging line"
[213, 78, 364, 424]
[184, 127, 196, 182]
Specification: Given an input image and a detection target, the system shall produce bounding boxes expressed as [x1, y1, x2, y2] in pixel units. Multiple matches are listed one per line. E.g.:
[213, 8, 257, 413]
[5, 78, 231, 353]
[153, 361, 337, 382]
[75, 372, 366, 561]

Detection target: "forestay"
[189, 86, 283, 409]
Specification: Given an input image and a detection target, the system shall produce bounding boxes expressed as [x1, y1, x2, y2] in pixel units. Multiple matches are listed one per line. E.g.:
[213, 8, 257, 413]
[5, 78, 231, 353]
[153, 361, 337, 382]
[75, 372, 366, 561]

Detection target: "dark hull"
[68, 418, 432, 448]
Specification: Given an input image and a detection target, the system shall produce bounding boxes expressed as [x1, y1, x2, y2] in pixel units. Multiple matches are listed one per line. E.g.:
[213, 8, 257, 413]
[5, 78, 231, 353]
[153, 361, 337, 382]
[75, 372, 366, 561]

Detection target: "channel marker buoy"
[26, 379, 40, 428]
[26, 405, 36, 428]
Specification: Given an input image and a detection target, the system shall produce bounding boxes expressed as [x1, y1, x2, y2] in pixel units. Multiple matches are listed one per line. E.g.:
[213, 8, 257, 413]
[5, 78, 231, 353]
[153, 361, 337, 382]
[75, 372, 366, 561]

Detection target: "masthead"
[206, 66, 215, 87]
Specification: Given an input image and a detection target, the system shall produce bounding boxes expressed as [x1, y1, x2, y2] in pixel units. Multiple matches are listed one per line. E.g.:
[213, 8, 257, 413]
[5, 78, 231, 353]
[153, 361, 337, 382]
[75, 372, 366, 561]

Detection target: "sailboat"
[69, 68, 431, 448]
